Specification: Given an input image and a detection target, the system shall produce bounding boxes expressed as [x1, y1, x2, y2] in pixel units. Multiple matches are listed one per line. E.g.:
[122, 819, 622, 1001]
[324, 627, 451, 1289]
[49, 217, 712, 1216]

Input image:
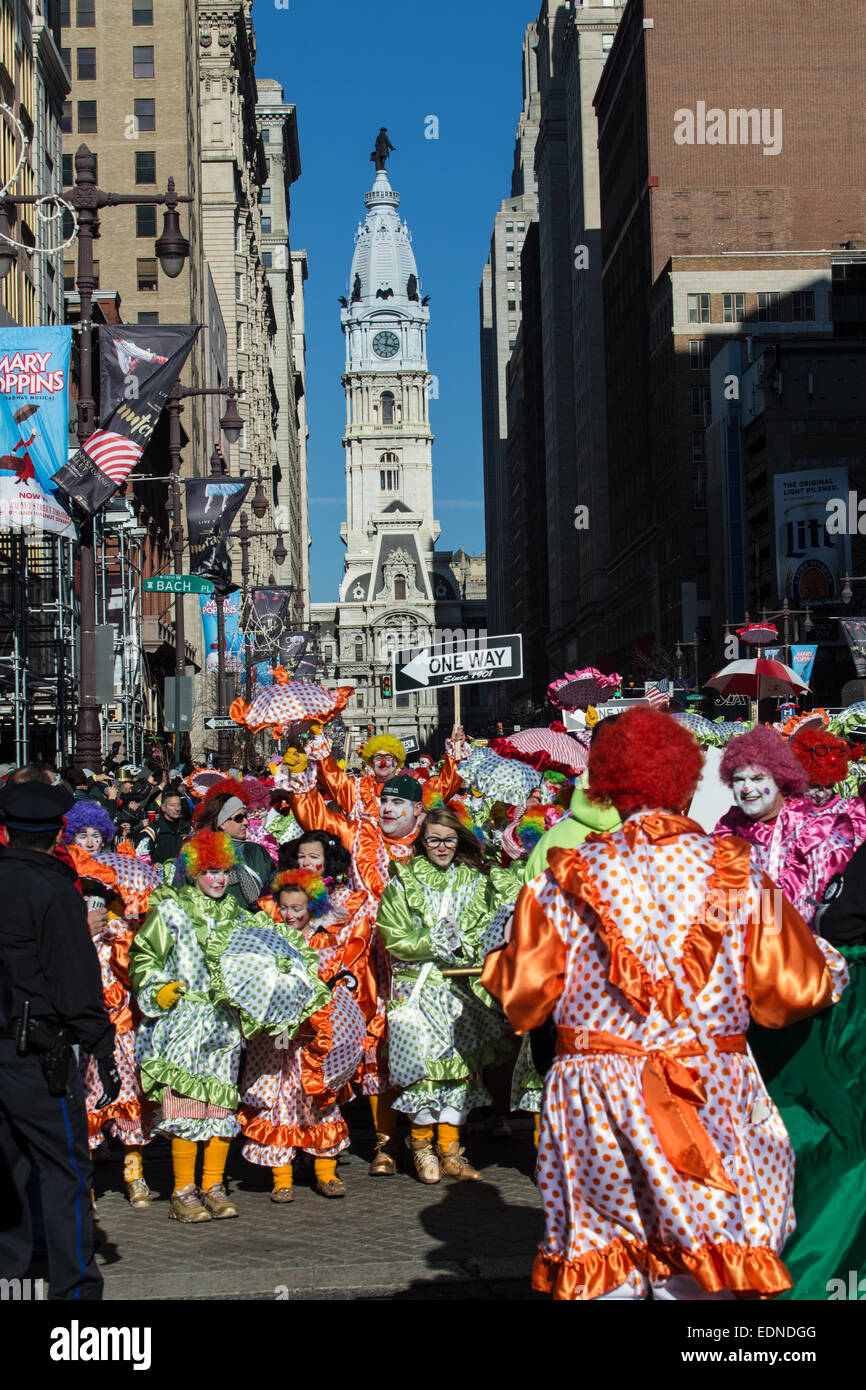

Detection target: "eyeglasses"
[425, 837, 458, 849]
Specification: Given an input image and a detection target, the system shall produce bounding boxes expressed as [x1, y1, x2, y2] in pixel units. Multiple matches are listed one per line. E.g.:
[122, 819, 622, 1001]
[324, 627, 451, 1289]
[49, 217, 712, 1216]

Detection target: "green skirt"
[749, 945, 866, 1300]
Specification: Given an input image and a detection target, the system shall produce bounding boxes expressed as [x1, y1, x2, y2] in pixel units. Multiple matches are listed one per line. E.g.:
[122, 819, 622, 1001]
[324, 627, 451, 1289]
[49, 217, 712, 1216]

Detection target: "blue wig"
[63, 799, 117, 847]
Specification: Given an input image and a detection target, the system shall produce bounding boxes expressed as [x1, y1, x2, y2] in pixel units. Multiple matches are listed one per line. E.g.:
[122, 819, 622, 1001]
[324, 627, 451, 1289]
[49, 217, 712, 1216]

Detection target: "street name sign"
[203, 716, 238, 731]
[393, 634, 523, 692]
[563, 700, 649, 731]
[144, 574, 214, 595]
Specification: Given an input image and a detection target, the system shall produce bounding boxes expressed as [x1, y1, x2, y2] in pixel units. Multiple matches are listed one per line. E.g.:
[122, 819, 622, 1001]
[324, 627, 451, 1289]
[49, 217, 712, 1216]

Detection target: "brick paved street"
[93, 1109, 546, 1301]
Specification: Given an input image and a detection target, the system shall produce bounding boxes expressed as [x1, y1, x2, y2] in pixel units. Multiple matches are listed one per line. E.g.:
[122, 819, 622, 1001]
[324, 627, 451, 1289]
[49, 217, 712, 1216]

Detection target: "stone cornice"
[33, 16, 70, 102]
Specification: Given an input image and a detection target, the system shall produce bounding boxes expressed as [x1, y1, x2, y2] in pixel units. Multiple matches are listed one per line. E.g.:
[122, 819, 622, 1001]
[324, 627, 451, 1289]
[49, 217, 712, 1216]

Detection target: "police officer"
[0, 781, 120, 1301]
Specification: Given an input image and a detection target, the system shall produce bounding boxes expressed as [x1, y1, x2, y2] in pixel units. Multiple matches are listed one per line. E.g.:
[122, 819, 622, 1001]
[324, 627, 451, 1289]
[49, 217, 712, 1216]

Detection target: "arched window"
[394, 577, 406, 601]
[354, 639, 364, 662]
[381, 391, 395, 425]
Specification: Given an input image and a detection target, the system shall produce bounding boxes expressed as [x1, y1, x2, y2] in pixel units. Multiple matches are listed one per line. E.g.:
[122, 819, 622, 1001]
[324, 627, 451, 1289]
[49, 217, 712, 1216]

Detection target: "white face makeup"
[74, 827, 105, 853]
[379, 794, 422, 839]
[731, 766, 783, 821]
[195, 868, 230, 899]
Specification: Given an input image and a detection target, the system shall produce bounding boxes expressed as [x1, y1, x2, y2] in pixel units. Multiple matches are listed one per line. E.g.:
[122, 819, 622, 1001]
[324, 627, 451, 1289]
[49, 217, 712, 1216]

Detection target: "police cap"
[0, 781, 75, 832]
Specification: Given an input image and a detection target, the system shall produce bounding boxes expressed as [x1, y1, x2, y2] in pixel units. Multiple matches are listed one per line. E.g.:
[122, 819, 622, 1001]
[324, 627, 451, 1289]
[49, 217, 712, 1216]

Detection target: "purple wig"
[63, 799, 117, 846]
[719, 726, 808, 797]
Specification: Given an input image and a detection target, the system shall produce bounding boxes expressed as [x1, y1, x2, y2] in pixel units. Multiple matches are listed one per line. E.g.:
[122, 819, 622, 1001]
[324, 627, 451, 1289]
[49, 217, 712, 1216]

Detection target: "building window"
[602, 33, 615, 50]
[135, 204, 156, 237]
[60, 0, 71, 24]
[235, 273, 243, 302]
[261, 186, 271, 204]
[266, 158, 271, 174]
[690, 386, 711, 420]
[132, 0, 153, 24]
[354, 640, 364, 661]
[61, 102, 73, 134]
[508, 338, 516, 348]
[262, 252, 272, 268]
[695, 525, 708, 556]
[381, 391, 395, 425]
[260, 216, 271, 234]
[689, 339, 711, 370]
[77, 100, 97, 133]
[757, 290, 780, 322]
[505, 242, 514, 252]
[723, 292, 745, 324]
[693, 465, 706, 508]
[506, 261, 514, 270]
[517, 222, 525, 231]
[261, 128, 270, 143]
[60, 46, 70, 72]
[133, 45, 154, 78]
[136, 258, 158, 292]
[396, 693, 410, 709]
[137, 312, 159, 324]
[379, 467, 399, 491]
[63, 260, 75, 291]
[687, 292, 710, 323]
[135, 151, 156, 184]
[77, 0, 95, 26]
[90, 260, 99, 289]
[507, 299, 516, 311]
[792, 291, 815, 321]
[690, 431, 705, 465]
[394, 578, 406, 601]
[134, 98, 155, 132]
[237, 323, 245, 351]
[77, 47, 96, 79]
[62, 154, 74, 186]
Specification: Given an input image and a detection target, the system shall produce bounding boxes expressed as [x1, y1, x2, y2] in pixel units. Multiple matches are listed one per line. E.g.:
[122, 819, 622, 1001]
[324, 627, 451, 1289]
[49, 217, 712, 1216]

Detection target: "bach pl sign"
[393, 634, 523, 692]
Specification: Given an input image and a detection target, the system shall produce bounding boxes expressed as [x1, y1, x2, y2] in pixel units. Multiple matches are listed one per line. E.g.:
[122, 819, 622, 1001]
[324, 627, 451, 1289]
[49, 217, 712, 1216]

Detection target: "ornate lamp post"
[0, 144, 193, 768]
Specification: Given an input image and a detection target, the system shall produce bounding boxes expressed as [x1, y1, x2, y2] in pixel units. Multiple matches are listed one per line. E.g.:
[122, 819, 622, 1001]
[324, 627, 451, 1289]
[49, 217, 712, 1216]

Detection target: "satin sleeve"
[285, 786, 352, 849]
[376, 878, 434, 963]
[745, 870, 849, 1027]
[129, 901, 178, 1017]
[427, 754, 462, 803]
[314, 755, 357, 817]
[480, 881, 566, 1034]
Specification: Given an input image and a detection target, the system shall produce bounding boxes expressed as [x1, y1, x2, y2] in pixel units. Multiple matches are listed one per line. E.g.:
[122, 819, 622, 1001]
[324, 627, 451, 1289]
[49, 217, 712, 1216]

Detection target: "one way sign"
[393, 634, 523, 692]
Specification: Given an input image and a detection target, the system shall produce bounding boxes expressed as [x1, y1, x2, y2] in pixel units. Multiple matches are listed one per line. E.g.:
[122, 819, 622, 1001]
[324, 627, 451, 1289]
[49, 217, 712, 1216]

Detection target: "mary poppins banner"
[0, 326, 76, 537]
[52, 325, 199, 513]
[184, 475, 251, 594]
[199, 591, 243, 674]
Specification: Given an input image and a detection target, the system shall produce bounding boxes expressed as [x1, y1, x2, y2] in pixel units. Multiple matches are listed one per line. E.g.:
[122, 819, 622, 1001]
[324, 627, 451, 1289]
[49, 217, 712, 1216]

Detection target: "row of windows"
[687, 289, 816, 325]
[62, 257, 158, 292]
[61, 98, 155, 138]
[60, 1, 153, 24]
[61, 46, 155, 79]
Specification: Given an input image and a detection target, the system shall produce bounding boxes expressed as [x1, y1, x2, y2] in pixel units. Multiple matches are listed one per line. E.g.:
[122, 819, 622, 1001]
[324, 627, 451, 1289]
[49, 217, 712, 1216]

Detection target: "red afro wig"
[719, 725, 807, 797]
[585, 707, 703, 815]
[790, 728, 852, 787]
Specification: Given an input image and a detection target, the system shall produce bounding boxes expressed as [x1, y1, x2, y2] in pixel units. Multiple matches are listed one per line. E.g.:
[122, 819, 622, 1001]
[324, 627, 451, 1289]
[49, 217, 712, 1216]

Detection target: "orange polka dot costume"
[482, 708, 849, 1302]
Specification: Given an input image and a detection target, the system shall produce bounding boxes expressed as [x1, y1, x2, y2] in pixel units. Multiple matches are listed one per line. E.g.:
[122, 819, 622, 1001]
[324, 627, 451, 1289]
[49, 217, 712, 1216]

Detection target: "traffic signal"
[496, 722, 503, 736]
[366, 724, 373, 737]
[380, 673, 392, 699]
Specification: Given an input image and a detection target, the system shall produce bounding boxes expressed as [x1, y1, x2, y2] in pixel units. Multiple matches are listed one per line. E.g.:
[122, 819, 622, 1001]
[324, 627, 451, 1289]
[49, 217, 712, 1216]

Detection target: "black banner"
[53, 324, 200, 513]
[279, 629, 313, 673]
[841, 619, 866, 678]
[185, 475, 251, 595]
[251, 586, 294, 659]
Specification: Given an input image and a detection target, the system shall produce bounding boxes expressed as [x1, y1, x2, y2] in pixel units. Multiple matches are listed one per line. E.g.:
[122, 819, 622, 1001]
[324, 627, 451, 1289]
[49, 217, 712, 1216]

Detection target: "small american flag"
[82, 428, 143, 485]
[645, 683, 671, 708]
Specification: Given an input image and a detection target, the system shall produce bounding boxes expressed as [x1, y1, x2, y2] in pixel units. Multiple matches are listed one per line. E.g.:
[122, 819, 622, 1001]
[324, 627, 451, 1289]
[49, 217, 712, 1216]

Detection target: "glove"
[430, 915, 465, 964]
[94, 1057, 121, 1110]
[156, 981, 185, 1011]
[282, 748, 308, 773]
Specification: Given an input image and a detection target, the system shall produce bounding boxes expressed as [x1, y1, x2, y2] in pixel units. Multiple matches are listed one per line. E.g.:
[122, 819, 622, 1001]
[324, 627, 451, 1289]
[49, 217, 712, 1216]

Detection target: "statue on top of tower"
[370, 127, 395, 171]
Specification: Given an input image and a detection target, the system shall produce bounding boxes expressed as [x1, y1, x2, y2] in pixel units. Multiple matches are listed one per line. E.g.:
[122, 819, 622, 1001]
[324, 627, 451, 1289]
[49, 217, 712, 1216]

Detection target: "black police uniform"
[0, 782, 118, 1301]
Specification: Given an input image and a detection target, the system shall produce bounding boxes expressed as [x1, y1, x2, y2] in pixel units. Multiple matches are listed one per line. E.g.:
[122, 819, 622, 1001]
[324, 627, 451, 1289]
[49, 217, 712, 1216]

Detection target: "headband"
[216, 796, 246, 827]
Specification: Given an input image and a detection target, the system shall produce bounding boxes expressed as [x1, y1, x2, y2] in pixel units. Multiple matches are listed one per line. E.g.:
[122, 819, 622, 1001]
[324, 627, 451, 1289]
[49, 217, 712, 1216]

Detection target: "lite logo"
[49, 1322, 152, 1371]
[674, 103, 782, 156]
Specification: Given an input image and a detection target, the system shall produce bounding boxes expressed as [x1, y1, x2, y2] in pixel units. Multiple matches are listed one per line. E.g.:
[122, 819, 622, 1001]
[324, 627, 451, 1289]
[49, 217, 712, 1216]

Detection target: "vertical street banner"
[199, 591, 243, 674]
[280, 630, 315, 675]
[773, 467, 850, 606]
[0, 326, 76, 537]
[790, 644, 818, 686]
[840, 621, 866, 678]
[184, 475, 250, 593]
[251, 586, 293, 659]
[52, 324, 200, 513]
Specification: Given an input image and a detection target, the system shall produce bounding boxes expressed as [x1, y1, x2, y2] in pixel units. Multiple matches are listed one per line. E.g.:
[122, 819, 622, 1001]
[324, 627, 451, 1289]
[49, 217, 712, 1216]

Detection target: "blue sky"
[253, 0, 535, 602]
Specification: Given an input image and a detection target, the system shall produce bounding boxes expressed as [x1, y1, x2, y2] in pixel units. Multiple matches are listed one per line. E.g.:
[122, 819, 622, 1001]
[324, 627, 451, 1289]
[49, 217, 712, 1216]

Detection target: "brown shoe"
[126, 1178, 153, 1209]
[169, 1184, 212, 1223]
[202, 1182, 238, 1219]
[315, 1177, 346, 1199]
[270, 1187, 295, 1203]
[369, 1133, 398, 1176]
[407, 1135, 440, 1184]
[436, 1141, 482, 1181]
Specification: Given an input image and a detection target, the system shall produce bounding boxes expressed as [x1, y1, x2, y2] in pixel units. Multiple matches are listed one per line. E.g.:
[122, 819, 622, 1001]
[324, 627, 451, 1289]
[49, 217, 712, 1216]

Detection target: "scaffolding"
[0, 532, 77, 767]
[96, 512, 151, 767]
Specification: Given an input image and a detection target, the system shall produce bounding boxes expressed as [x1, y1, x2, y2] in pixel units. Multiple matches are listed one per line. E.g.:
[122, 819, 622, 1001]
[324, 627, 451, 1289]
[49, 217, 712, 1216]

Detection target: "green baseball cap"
[381, 773, 423, 804]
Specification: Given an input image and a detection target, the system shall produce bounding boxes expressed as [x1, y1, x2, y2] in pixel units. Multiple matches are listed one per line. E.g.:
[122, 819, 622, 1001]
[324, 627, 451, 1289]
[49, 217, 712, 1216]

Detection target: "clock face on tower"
[372, 330, 400, 358]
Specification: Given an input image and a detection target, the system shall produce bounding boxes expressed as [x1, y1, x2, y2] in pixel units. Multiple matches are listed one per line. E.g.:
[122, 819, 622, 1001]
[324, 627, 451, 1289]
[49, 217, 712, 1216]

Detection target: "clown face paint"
[195, 867, 231, 899]
[278, 889, 311, 932]
[379, 794, 423, 839]
[731, 766, 783, 821]
[372, 753, 399, 782]
[74, 826, 105, 853]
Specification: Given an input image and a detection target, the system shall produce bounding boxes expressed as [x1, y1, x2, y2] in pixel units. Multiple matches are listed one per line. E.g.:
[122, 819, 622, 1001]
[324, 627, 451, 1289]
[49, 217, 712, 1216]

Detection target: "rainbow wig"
[422, 783, 446, 812]
[63, 800, 117, 846]
[514, 806, 547, 853]
[270, 869, 330, 917]
[176, 829, 240, 882]
[719, 725, 807, 797]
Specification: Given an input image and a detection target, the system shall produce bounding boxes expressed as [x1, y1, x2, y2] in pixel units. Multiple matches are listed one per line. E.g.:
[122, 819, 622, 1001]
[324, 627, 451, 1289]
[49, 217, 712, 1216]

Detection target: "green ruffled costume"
[130, 883, 327, 1142]
[749, 945, 866, 1300]
[377, 859, 516, 1117]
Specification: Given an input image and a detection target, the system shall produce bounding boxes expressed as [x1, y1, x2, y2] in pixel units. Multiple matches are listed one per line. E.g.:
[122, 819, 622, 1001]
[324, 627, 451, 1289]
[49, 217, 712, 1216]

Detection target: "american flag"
[82, 428, 143, 486]
[645, 682, 671, 708]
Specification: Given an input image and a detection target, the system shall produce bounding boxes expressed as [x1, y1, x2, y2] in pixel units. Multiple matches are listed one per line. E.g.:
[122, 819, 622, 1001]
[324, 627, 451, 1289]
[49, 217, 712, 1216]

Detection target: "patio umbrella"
[547, 666, 622, 711]
[704, 657, 809, 701]
[489, 727, 588, 776]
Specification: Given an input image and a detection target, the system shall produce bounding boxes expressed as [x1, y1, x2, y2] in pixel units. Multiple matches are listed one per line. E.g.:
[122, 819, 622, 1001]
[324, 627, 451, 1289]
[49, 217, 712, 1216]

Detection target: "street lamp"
[251, 471, 269, 520]
[0, 143, 193, 769]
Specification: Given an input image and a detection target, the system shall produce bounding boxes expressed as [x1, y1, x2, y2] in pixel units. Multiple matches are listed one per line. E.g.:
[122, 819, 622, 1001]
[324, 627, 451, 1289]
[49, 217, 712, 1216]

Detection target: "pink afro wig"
[719, 726, 807, 796]
[586, 707, 703, 815]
